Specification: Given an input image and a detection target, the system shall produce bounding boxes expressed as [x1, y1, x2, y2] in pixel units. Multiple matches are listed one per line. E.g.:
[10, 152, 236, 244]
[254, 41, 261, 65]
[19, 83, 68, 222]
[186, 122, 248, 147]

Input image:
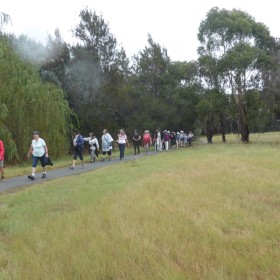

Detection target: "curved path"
[0, 151, 157, 192]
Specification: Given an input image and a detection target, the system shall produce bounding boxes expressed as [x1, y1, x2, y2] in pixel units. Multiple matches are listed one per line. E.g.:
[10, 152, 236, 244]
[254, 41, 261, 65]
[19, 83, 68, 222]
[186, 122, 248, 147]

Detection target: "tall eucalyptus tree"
[68, 8, 130, 134]
[129, 35, 177, 131]
[197, 7, 275, 142]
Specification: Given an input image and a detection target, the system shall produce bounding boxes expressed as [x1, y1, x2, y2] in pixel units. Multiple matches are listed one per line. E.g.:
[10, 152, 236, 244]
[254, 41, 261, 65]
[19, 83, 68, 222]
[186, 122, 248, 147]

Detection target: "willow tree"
[197, 7, 274, 142]
[0, 36, 73, 160]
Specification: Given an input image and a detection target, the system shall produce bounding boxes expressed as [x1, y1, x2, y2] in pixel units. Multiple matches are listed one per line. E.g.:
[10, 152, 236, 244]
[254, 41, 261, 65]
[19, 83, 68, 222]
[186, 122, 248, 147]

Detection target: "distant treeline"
[1, 7, 280, 161]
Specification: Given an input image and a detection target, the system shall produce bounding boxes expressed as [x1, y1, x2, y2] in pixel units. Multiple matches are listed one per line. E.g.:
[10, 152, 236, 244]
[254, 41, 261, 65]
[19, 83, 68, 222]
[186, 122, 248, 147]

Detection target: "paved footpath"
[0, 151, 157, 192]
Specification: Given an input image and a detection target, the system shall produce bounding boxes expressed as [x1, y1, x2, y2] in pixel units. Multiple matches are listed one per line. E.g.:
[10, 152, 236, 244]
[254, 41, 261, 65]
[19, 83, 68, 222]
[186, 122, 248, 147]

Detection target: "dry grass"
[0, 133, 280, 279]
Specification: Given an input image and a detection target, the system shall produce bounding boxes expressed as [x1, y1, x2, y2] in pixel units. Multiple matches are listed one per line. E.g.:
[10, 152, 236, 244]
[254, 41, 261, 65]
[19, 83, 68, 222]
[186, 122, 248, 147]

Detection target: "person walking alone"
[27, 131, 49, 180]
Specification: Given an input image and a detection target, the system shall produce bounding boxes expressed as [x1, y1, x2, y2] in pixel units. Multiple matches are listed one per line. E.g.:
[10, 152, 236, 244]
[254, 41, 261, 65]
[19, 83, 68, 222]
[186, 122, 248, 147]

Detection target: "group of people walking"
[68, 128, 128, 169]
[0, 127, 193, 182]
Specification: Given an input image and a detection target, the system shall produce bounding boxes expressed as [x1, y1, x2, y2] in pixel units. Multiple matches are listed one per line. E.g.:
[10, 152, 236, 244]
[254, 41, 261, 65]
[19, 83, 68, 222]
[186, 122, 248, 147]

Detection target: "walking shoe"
[0, 177, 6, 182]
[42, 174, 47, 178]
[69, 166, 75, 169]
[28, 175, 35, 180]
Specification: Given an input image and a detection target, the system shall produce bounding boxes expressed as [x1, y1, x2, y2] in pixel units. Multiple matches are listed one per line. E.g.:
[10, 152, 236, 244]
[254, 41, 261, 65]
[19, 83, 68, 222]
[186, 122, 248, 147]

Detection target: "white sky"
[2, 0, 280, 61]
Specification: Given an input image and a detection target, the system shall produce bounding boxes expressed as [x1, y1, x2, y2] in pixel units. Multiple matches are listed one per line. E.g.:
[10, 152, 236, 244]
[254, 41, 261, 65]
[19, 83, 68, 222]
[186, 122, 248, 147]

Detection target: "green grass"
[0, 133, 280, 279]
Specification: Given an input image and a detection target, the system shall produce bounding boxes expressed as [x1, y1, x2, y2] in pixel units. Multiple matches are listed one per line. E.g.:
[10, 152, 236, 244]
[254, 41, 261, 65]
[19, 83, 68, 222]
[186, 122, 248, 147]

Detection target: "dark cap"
[32, 131, 40, 135]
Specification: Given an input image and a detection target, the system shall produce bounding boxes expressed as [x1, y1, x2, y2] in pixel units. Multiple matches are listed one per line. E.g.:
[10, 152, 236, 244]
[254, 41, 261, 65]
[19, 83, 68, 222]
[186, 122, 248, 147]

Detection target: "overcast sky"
[2, 0, 280, 61]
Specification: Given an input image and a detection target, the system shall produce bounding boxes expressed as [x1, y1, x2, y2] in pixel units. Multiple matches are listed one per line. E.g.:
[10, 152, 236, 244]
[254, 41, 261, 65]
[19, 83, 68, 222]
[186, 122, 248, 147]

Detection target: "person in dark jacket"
[69, 129, 85, 169]
[132, 130, 141, 155]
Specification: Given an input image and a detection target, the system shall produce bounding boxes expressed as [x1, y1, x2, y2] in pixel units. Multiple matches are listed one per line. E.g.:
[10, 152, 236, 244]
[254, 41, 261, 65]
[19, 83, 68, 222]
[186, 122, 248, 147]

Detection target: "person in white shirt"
[27, 131, 49, 180]
[116, 129, 129, 160]
[188, 131, 194, 146]
[83, 132, 99, 163]
[101, 129, 114, 161]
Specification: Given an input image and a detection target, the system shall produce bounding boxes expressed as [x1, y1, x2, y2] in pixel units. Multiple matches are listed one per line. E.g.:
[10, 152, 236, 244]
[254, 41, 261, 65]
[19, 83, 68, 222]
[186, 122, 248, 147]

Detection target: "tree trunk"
[241, 122, 249, 142]
[206, 115, 214, 144]
[220, 113, 226, 142]
[238, 100, 250, 143]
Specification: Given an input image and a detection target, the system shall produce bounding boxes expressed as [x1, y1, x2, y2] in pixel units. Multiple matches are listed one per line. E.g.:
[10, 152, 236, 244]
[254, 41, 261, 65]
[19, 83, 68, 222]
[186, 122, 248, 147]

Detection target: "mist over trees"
[1, 7, 280, 161]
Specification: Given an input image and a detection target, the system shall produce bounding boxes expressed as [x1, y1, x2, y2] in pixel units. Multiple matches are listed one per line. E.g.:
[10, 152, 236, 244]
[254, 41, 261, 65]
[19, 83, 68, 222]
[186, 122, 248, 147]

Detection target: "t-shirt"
[31, 138, 46, 157]
[143, 133, 151, 144]
[118, 134, 127, 144]
[0, 140, 4, 160]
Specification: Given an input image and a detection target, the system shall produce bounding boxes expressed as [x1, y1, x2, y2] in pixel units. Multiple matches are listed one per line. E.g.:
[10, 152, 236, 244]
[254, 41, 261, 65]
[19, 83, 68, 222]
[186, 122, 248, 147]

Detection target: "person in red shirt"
[142, 130, 152, 155]
[0, 139, 5, 182]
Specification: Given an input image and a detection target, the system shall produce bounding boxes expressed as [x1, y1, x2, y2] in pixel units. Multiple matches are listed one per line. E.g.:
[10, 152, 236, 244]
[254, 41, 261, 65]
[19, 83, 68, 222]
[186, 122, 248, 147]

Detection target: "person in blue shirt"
[69, 129, 85, 169]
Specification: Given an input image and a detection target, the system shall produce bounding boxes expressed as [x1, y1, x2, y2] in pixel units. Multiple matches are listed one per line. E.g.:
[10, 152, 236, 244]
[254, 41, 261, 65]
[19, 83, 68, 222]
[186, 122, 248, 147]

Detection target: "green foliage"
[65, 8, 132, 135]
[2, 6, 280, 152]
[0, 123, 19, 162]
[197, 7, 275, 142]
[0, 36, 74, 161]
[132, 34, 170, 98]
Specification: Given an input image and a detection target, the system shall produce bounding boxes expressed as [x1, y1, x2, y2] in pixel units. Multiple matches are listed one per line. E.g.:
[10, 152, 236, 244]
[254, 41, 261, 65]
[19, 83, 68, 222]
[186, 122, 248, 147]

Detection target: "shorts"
[73, 148, 83, 160]
[32, 155, 45, 168]
[102, 150, 112, 156]
[0, 160, 4, 168]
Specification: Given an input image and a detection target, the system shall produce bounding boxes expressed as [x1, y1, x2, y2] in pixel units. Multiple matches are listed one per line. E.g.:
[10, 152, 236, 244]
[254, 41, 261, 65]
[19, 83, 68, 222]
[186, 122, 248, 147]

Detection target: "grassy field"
[0, 133, 280, 279]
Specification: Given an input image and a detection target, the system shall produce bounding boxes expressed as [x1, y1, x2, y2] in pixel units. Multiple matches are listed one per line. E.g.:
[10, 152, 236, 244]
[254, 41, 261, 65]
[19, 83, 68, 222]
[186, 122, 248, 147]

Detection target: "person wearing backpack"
[69, 129, 85, 169]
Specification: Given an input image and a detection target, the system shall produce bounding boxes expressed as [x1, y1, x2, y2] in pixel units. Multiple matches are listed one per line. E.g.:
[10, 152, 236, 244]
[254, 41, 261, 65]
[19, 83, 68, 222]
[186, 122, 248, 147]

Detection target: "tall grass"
[0, 134, 280, 279]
